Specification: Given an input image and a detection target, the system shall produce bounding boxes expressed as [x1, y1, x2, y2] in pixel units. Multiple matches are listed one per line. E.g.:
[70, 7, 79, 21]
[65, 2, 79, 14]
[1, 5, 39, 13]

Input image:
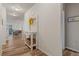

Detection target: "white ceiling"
[2, 3, 35, 20]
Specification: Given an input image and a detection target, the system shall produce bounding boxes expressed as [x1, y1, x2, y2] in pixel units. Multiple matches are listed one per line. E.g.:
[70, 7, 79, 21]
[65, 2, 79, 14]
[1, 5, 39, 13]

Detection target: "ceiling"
[2, 3, 35, 20]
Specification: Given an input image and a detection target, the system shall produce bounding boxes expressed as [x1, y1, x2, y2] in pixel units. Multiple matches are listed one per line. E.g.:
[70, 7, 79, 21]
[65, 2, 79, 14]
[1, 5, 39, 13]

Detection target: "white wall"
[65, 4, 79, 18]
[0, 4, 3, 48]
[65, 4, 79, 51]
[24, 5, 38, 32]
[0, 4, 7, 48]
[24, 3, 63, 56]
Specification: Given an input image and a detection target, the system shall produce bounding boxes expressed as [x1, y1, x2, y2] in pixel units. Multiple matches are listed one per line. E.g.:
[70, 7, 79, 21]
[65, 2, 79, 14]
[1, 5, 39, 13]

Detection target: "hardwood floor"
[64, 48, 79, 56]
[2, 33, 47, 56]
[18, 49, 47, 56]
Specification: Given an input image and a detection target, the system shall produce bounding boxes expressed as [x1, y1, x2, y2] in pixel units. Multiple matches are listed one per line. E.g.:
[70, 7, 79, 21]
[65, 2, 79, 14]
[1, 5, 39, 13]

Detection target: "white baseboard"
[37, 47, 51, 56]
[66, 46, 79, 52]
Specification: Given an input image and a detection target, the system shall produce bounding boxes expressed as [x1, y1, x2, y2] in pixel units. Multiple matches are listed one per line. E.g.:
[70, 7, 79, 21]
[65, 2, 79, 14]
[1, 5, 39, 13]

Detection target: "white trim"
[38, 47, 51, 56]
[66, 46, 79, 52]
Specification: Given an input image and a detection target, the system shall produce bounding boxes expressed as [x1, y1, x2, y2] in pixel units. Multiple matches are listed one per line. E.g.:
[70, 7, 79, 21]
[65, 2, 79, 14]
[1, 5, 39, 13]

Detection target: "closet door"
[66, 17, 79, 51]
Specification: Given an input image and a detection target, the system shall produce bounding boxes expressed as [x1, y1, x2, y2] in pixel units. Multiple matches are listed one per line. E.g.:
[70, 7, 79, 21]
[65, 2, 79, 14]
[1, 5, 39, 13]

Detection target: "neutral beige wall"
[24, 3, 63, 56]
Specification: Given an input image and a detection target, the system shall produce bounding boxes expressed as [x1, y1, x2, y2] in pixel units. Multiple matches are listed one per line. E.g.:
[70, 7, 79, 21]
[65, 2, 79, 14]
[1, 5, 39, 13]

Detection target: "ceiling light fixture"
[11, 6, 23, 11]
[9, 13, 18, 16]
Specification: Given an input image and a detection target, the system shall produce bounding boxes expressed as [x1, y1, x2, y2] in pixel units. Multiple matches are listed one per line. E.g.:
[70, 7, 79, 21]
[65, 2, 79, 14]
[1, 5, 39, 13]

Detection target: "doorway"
[63, 3, 79, 56]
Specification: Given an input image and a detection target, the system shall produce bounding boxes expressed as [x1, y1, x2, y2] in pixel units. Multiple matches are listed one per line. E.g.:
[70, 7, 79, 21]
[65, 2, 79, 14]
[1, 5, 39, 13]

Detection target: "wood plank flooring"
[64, 48, 79, 56]
[2, 33, 47, 56]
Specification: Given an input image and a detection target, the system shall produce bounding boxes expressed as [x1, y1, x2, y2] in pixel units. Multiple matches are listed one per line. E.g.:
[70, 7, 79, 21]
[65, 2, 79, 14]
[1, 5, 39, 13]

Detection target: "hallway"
[0, 3, 64, 56]
[2, 32, 47, 56]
